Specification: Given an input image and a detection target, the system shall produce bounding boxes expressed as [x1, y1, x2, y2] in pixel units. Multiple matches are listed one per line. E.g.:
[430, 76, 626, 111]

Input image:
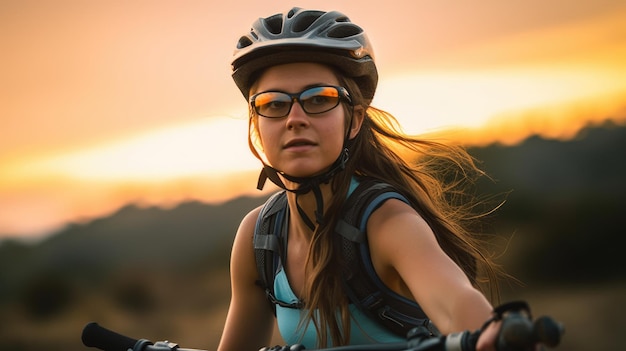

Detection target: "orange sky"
[1, 0, 626, 239]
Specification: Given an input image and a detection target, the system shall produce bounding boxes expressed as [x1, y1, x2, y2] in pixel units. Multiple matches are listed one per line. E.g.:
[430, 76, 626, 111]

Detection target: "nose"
[285, 100, 309, 129]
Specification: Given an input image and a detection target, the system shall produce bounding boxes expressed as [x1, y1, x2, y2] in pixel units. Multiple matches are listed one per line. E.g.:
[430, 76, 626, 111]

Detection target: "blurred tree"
[19, 271, 75, 320]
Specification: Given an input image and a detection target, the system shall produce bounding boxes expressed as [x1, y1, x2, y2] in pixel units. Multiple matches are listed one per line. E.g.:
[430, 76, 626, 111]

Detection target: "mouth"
[284, 139, 317, 149]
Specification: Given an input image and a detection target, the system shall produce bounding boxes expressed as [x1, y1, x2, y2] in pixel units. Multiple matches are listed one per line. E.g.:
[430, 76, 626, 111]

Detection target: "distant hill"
[468, 120, 626, 283]
[0, 195, 269, 301]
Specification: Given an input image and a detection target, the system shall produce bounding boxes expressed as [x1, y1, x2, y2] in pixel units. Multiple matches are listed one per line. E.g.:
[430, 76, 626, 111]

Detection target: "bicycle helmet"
[231, 7, 378, 103]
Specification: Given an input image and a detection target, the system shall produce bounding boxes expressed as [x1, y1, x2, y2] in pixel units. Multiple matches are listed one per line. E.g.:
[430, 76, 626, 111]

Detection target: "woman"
[219, 7, 507, 351]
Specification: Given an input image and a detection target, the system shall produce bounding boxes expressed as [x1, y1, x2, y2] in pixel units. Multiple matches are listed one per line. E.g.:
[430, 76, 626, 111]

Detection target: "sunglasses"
[249, 85, 352, 118]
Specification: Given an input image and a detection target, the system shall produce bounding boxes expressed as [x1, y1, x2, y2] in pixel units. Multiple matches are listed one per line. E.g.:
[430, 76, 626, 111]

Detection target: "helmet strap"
[256, 147, 349, 231]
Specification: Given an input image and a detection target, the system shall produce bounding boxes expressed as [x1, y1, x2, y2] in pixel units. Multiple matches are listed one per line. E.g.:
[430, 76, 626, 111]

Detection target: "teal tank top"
[274, 268, 405, 348]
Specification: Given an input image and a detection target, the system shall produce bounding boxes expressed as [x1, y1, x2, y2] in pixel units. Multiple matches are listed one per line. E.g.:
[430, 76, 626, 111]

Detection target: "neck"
[285, 181, 333, 236]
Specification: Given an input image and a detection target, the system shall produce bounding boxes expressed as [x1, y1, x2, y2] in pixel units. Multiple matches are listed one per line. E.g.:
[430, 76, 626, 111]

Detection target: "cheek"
[321, 119, 347, 150]
[256, 119, 280, 151]
[249, 118, 264, 151]
[252, 120, 280, 166]
[256, 118, 269, 141]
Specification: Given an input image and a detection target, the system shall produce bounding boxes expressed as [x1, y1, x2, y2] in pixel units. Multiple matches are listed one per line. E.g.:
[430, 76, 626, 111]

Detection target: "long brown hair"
[248, 72, 505, 347]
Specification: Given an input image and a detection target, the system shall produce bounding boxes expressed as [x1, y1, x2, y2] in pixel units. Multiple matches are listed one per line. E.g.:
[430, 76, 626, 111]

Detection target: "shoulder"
[231, 205, 263, 262]
[368, 197, 429, 232]
[366, 198, 440, 261]
[237, 202, 262, 233]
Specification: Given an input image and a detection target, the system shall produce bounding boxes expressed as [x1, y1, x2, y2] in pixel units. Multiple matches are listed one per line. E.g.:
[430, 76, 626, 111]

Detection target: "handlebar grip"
[497, 313, 534, 351]
[82, 322, 139, 351]
[497, 313, 564, 351]
[533, 316, 563, 348]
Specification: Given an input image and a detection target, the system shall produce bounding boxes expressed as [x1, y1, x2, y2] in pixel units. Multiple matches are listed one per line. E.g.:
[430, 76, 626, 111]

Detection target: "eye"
[266, 100, 289, 110]
[302, 87, 339, 105]
[308, 94, 332, 105]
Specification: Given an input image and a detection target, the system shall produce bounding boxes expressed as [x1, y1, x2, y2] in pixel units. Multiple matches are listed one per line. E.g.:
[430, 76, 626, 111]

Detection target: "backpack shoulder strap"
[335, 177, 437, 337]
[253, 191, 288, 314]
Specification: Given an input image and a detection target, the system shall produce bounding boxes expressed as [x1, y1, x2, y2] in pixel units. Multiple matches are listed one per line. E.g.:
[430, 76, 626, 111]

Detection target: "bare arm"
[217, 207, 275, 351]
[367, 199, 493, 335]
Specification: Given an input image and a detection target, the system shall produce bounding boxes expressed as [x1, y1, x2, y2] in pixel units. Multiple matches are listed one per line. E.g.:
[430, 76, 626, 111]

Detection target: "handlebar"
[82, 311, 563, 351]
[82, 322, 205, 351]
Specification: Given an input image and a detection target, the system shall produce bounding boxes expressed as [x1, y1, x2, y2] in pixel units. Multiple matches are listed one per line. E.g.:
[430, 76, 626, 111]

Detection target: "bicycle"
[82, 301, 563, 351]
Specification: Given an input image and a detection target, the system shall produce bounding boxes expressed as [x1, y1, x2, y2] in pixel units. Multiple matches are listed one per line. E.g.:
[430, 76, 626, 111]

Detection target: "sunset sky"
[2, 0, 626, 239]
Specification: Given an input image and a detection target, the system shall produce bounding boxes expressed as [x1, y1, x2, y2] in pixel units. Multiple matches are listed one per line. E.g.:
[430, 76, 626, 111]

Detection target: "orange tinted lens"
[254, 92, 291, 117]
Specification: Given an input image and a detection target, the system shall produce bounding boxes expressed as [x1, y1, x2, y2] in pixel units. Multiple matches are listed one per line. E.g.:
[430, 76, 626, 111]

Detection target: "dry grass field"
[1, 266, 623, 351]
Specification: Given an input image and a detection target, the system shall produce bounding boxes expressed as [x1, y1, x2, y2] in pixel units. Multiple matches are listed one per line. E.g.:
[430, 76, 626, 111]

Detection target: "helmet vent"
[237, 36, 253, 49]
[327, 24, 362, 38]
[336, 15, 350, 23]
[263, 14, 283, 35]
[292, 11, 325, 32]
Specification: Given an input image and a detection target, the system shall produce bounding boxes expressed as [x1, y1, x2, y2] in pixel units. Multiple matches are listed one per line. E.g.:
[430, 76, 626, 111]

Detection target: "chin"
[286, 166, 333, 179]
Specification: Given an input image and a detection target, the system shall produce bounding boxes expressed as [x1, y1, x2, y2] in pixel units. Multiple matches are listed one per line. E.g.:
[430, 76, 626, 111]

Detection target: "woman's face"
[251, 62, 359, 178]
